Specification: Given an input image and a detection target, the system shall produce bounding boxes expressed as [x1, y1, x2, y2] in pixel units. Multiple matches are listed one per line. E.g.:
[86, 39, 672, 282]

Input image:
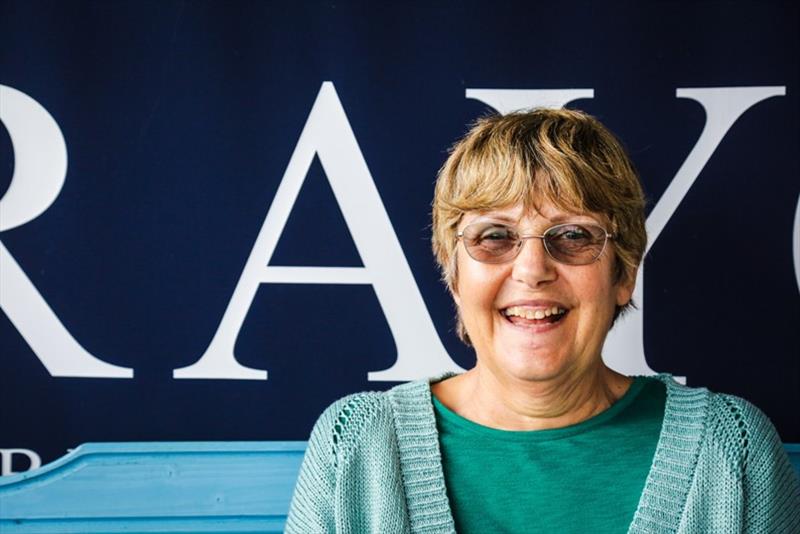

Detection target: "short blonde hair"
[432, 108, 647, 343]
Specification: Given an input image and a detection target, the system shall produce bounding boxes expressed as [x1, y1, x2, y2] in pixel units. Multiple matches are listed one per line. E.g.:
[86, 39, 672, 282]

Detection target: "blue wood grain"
[0, 442, 307, 533]
[1, 442, 798, 533]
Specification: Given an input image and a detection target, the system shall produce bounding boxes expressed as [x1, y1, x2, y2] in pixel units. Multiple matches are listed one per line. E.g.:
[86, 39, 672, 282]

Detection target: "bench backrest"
[2, 442, 799, 533]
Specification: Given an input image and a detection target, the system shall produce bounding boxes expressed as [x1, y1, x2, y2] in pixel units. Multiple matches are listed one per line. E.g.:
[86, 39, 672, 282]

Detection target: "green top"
[433, 377, 666, 533]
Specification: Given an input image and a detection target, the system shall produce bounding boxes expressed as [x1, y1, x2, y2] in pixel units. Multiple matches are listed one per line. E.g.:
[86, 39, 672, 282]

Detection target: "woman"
[286, 109, 800, 533]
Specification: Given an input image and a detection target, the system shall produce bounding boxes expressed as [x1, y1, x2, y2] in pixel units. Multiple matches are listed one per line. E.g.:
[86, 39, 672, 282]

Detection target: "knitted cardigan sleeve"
[285, 393, 390, 533]
[285, 396, 351, 534]
[717, 394, 800, 533]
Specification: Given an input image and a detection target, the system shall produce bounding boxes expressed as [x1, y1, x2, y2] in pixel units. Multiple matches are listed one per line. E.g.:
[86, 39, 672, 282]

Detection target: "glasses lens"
[544, 224, 607, 265]
[462, 223, 519, 263]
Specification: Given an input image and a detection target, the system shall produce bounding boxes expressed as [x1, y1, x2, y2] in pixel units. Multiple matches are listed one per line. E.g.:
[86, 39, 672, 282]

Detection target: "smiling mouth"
[501, 306, 569, 326]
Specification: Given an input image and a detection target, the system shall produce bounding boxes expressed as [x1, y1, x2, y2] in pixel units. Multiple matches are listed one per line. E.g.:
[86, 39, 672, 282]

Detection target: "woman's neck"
[434, 363, 632, 431]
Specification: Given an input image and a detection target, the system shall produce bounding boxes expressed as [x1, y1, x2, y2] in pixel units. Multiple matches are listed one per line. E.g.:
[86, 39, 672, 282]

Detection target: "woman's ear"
[449, 256, 460, 306]
[615, 268, 637, 307]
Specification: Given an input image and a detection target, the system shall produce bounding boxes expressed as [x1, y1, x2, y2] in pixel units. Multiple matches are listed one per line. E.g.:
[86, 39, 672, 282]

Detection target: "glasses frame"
[456, 221, 615, 266]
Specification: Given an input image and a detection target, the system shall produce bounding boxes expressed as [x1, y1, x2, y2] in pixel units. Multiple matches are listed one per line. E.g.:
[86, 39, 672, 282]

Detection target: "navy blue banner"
[1, 0, 798, 473]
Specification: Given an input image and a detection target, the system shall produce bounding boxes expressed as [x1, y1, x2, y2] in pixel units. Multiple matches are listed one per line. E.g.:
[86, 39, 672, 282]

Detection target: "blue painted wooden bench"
[0, 442, 306, 533]
[1, 442, 799, 533]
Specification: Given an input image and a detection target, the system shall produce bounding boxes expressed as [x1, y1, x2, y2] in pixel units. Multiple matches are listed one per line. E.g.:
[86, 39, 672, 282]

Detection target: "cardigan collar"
[388, 373, 709, 534]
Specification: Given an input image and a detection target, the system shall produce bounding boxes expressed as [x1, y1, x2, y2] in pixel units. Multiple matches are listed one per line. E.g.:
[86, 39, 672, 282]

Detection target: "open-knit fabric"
[285, 375, 800, 533]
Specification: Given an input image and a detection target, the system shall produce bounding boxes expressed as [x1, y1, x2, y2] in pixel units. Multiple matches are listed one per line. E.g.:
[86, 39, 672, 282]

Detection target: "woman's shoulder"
[310, 390, 390, 444]
[656, 375, 784, 464]
[703, 388, 784, 461]
[306, 378, 434, 459]
[675, 380, 800, 526]
[648, 376, 799, 529]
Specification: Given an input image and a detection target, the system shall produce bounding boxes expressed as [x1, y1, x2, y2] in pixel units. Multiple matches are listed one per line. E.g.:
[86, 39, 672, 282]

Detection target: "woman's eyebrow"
[545, 213, 601, 225]
[474, 212, 519, 223]
[473, 211, 602, 226]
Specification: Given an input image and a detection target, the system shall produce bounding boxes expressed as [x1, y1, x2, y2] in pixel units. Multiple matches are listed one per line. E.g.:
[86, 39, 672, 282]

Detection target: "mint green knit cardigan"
[286, 375, 800, 533]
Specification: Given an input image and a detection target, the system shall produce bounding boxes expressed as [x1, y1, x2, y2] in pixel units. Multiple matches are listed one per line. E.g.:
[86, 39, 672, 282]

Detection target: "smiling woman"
[448, 202, 632, 400]
[285, 109, 800, 533]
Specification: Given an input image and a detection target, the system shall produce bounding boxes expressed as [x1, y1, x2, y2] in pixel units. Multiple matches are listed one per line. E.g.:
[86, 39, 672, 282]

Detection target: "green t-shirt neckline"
[432, 375, 649, 442]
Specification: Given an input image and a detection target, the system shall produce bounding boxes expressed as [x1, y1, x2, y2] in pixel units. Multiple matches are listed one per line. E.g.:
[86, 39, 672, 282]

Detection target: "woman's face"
[453, 200, 634, 383]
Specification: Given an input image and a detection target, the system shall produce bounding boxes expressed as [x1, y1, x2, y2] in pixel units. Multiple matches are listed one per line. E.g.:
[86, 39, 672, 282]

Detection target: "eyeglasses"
[456, 221, 614, 265]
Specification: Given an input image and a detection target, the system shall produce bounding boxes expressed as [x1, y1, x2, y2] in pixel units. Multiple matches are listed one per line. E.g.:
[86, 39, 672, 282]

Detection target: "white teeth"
[504, 306, 566, 319]
[543, 306, 559, 317]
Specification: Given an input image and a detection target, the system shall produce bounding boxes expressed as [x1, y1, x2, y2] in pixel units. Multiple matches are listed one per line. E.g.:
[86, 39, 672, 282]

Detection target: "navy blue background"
[1, 0, 798, 468]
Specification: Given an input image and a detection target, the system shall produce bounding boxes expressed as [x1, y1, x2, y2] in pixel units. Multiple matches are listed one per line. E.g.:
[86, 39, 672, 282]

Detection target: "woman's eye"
[551, 225, 591, 241]
[564, 230, 588, 240]
[480, 227, 512, 240]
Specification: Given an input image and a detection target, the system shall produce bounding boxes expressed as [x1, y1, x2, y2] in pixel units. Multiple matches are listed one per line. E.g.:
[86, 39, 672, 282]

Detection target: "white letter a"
[175, 82, 462, 380]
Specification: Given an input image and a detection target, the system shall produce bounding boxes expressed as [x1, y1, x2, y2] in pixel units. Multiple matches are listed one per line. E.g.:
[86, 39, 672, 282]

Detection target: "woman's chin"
[488, 346, 572, 383]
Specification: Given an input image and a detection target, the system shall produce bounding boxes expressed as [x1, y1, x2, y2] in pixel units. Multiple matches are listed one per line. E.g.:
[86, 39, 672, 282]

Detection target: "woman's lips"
[500, 299, 570, 312]
[503, 305, 567, 320]
[500, 308, 569, 332]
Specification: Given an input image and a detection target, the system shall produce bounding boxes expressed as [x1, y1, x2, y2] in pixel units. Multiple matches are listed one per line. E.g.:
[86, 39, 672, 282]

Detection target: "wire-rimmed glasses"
[457, 221, 614, 265]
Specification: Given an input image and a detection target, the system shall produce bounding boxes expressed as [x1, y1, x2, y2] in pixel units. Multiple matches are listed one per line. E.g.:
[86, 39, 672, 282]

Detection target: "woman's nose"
[511, 236, 558, 287]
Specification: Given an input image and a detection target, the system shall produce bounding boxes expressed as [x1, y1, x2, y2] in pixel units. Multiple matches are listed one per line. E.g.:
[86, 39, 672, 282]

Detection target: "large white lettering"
[0, 85, 133, 378]
[0, 448, 41, 476]
[470, 86, 787, 377]
[174, 82, 462, 380]
[604, 86, 785, 377]
[466, 88, 594, 114]
[794, 193, 800, 294]
[2, 84, 786, 381]
[468, 86, 786, 378]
